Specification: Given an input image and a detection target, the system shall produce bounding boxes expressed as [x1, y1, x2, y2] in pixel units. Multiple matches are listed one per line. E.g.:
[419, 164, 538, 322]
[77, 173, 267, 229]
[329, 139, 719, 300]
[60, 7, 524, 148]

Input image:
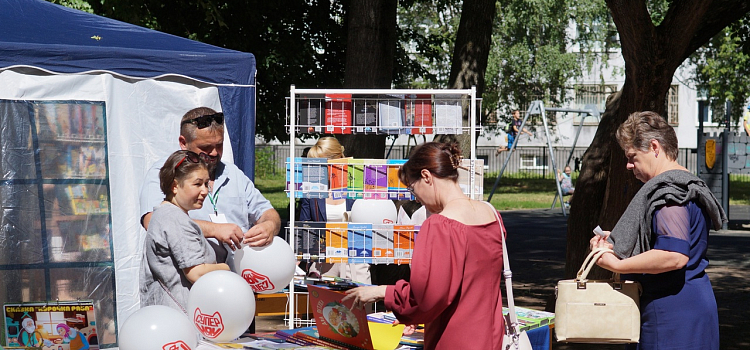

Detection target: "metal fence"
[255, 144, 699, 179]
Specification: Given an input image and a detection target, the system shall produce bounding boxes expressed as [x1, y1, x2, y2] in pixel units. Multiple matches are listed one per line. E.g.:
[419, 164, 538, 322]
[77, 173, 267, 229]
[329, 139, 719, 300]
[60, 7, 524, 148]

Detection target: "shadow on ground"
[501, 209, 750, 350]
[258, 208, 750, 349]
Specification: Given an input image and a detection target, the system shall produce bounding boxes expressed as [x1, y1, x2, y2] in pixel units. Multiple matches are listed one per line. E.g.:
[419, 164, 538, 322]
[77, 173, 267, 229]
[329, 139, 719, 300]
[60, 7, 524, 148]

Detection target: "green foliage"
[48, 0, 93, 12]
[689, 16, 750, 125]
[254, 146, 278, 178]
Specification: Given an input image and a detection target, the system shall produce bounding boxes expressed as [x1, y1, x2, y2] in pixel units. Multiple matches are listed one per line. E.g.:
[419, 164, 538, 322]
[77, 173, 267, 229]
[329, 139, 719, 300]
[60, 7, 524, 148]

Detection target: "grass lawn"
[254, 171, 750, 220]
[254, 173, 562, 221]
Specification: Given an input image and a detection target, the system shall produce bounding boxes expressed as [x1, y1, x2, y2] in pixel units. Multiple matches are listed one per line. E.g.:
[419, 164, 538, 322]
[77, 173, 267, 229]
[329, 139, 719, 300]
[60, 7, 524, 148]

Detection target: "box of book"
[377, 95, 405, 135]
[348, 223, 372, 265]
[297, 94, 325, 133]
[325, 222, 348, 263]
[406, 94, 433, 134]
[372, 224, 394, 264]
[352, 95, 378, 134]
[434, 94, 463, 134]
[347, 158, 365, 199]
[325, 94, 353, 134]
[302, 158, 329, 199]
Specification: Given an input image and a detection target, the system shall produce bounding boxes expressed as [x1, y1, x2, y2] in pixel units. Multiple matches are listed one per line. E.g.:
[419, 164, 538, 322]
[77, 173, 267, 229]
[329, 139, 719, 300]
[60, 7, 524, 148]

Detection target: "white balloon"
[119, 305, 197, 350]
[187, 270, 256, 342]
[350, 199, 397, 225]
[234, 236, 296, 294]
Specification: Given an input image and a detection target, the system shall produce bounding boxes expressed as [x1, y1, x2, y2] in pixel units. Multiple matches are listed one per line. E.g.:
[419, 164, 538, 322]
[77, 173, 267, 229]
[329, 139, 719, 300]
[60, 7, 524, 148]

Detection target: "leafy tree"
[82, 0, 350, 143]
[689, 16, 750, 125]
[568, 0, 750, 279]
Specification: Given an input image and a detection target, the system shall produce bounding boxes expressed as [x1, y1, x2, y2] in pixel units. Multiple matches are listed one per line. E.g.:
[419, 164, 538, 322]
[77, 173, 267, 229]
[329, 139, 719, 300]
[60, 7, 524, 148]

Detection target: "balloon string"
[158, 279, 188, 315]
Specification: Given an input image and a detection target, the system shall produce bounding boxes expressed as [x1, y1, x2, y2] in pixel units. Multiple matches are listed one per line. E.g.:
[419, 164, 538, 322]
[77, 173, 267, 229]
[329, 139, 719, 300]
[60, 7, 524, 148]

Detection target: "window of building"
[666, 85, 679, 125]
[519, 154, 547, 170]
[573, 84, 617, 124]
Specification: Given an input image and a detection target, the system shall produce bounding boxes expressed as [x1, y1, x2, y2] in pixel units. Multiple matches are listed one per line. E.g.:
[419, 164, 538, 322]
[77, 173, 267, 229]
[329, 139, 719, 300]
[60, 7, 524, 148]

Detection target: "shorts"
[507, 134, 516, 148]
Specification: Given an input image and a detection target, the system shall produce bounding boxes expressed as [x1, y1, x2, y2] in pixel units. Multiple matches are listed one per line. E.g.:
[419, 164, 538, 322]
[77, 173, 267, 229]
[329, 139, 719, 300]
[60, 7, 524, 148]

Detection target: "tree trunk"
[566, 0, 750, 279]
[435, 0, 497, 157]
[338, 0, 397, 158]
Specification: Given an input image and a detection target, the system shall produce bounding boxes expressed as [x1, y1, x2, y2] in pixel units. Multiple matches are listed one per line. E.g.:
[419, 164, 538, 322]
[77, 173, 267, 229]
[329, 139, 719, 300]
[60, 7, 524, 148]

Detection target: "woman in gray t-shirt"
[140, 150, 230, 312]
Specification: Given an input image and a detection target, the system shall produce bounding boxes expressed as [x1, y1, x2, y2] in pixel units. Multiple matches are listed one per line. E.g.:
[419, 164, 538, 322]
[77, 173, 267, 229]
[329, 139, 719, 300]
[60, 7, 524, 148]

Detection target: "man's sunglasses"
[181, 112, 224, 129]
[174, 151, 212, 170]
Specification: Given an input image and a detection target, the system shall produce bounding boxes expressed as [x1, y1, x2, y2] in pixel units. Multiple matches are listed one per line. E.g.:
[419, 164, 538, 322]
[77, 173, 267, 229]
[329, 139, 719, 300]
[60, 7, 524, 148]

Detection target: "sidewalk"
[258, 209, 750, 349]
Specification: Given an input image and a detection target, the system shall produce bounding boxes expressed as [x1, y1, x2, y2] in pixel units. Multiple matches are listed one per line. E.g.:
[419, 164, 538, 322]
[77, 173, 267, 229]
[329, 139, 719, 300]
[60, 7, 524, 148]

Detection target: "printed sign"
[163, 340, 192, 350]
[194, 308, 224, 339]
[241, 269, 275, 293]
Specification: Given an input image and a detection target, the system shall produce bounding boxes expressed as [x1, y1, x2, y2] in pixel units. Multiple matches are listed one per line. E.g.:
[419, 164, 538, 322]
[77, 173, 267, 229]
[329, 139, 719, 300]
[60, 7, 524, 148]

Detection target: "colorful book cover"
[347, 223, 372, 265]
[325, 94, 353, 134]
[352, 95, 378, 134]
[406, 94, 433, 134]
[457, 159, 484, 199]
[286, 157, 304, 198]
[434, 94, 463, 134]
[347, 159, 365, 199]
[298, 221, 327, 261]
[4, 300, 99, 349]
[302, 158, 329, 199]
[363, 160, 388, 200]
[371, 224, 394, 264]
[298, 94, 325, 133]
[393, 225, 414, 265]
[325, 222, 348, 263]
[307, 285, 374, 350]
[377, 94, 405, 135]
[386, 159, 408, 200]
[328, 158, 349, 200]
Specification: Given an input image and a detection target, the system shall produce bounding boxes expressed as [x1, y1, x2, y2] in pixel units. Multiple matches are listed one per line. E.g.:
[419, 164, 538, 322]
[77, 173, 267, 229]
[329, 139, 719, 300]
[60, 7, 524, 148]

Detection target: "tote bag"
[555, 248, 641, 343]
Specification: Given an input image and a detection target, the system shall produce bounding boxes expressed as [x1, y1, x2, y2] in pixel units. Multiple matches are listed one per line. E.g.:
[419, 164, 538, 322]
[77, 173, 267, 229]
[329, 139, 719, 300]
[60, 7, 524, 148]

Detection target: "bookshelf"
[0, 100, 114, 335]
[284, 87, 481, 328]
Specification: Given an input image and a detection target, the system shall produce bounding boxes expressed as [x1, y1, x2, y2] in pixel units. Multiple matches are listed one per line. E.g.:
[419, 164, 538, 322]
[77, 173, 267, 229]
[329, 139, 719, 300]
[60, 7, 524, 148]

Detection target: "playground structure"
[487, 101, 601, 216]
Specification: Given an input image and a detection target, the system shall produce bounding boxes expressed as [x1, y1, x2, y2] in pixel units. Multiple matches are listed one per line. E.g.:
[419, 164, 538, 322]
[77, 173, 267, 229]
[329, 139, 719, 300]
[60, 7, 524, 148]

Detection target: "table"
[255, 292, 309, 317]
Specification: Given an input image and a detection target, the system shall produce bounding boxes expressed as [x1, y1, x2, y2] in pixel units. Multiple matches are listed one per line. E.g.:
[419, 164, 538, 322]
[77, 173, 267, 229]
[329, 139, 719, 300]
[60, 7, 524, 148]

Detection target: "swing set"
[487, 100, 600, 216]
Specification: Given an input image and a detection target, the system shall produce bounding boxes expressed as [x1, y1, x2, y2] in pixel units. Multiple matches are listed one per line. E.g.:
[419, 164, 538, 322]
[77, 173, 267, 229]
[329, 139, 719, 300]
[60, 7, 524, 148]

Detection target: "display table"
[255, 292, 309, 317]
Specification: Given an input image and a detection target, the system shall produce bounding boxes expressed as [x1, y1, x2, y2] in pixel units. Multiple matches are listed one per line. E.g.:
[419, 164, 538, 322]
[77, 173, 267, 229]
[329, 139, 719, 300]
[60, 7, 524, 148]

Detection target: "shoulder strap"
[481, 201, 522, 333]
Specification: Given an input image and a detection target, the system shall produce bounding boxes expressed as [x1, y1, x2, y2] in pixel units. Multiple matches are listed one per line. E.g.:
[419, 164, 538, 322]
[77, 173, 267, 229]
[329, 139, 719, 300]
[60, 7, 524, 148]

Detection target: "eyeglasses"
[181, 112, 224, 129]
[406, 184, 416, 196]
[174, 151, 210, 170]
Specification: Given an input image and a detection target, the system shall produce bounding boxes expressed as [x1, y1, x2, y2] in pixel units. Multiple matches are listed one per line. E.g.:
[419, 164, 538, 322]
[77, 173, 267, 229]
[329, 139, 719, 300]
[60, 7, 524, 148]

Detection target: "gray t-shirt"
[140, 202, 217, 312]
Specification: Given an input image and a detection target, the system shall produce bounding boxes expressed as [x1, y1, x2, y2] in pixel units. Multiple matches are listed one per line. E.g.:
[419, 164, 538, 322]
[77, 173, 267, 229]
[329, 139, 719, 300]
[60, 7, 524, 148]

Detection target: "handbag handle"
[576, 248, 615, 281]
[481, 201, 522, 333]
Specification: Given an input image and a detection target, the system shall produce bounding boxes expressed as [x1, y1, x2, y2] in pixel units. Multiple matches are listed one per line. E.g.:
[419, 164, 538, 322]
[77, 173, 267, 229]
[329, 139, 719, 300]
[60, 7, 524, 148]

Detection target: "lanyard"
[207, 185, 221, 214]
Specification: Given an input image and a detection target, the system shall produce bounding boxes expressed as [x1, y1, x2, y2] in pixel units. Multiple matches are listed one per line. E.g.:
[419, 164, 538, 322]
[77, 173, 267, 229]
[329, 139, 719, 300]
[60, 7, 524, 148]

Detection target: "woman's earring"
[655, 151, 659, 158]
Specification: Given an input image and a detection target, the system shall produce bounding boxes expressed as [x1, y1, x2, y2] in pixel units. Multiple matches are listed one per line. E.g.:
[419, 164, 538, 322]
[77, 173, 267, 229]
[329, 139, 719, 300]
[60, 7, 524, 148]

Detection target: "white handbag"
[485, 202, 533, 350]
[555, 248, 642, 343]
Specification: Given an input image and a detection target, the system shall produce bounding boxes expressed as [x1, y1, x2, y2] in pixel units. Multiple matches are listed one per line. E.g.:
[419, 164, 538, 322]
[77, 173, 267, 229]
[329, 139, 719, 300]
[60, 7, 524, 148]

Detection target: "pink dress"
[384, 213, 506, 350]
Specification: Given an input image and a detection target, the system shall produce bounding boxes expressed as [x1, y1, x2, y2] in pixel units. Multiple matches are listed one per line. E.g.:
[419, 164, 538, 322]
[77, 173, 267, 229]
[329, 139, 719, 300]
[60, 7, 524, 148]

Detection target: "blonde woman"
[298, 137, 369, 283]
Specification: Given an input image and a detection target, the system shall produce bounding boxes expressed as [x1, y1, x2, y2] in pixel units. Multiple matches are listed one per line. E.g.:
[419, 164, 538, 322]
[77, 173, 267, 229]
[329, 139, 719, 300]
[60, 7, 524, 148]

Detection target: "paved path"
[258, 209, 750, 349]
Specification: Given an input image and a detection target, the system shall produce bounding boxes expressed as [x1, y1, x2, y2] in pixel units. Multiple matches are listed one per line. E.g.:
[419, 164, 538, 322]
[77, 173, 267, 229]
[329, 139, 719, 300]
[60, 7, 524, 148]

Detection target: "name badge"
[209, 213, 228, 223]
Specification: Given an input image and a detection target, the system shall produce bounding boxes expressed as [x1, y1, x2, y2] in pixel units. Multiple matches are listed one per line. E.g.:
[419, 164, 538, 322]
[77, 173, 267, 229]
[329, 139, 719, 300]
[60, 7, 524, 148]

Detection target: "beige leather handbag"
[555, 248, 642, 343]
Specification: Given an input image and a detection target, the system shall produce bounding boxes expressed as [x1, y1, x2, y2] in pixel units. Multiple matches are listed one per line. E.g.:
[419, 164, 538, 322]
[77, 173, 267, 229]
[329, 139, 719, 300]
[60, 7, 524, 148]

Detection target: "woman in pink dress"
[343, 142, 506, 349]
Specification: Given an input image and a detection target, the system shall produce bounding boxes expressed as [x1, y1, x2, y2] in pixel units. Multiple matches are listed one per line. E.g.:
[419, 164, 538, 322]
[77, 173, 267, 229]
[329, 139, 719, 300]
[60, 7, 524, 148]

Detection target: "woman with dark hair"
[140, 150, 230, 312]
[343, 142, 506, 349]
[591, 111, 725, 349]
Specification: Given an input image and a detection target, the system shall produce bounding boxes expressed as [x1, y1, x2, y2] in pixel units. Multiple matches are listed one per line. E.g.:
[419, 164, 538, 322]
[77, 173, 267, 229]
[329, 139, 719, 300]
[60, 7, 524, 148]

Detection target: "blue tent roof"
[0, 0, 258, 176]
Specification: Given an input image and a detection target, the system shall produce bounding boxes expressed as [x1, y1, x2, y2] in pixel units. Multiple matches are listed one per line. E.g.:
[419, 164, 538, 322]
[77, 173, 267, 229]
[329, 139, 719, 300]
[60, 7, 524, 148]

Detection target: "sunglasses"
[174, 151, 211, 170]
[181, 112, 224, 129]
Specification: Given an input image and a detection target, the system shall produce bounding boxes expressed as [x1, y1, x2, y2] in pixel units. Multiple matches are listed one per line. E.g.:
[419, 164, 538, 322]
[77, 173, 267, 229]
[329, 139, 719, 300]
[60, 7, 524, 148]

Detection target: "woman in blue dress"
[590, 111, 726, 349]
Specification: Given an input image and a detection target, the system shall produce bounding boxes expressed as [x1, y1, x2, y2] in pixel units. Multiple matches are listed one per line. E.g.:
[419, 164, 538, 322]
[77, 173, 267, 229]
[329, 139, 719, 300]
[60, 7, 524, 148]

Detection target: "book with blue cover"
[302, 158, 329, 199]
[286, 157, 304, 198]
[347, 223, 372, 265]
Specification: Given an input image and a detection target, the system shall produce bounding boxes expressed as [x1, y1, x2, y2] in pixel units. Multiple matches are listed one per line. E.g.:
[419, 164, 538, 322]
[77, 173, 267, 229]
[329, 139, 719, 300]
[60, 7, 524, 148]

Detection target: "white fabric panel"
[0, 68, 233, 341]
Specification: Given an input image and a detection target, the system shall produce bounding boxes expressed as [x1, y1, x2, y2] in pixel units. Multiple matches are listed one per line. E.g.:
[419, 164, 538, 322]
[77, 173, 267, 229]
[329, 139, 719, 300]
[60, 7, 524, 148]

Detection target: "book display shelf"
[0, 100, 115, 345]
[284, 87, 481, 328]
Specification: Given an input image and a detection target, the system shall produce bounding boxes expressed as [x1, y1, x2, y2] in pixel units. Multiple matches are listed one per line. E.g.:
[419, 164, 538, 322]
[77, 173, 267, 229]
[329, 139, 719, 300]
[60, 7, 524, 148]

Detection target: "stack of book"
[503, 306, 555, 331]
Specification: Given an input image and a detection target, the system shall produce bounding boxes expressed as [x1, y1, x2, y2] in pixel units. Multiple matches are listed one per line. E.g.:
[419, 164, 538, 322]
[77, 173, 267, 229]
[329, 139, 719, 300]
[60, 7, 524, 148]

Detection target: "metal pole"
[288, 85, 296, 329]
[722, 101, 730, 230]
[540, 104, 567, 216]
[488, 102, 537, 201]
[551, 106, 599, 208]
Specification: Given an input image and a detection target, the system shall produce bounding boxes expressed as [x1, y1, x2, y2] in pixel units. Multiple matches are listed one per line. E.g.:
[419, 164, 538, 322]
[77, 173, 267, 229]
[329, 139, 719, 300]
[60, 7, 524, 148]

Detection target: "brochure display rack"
[284, 87, 481, 328]
[0, 100, 114, 345]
